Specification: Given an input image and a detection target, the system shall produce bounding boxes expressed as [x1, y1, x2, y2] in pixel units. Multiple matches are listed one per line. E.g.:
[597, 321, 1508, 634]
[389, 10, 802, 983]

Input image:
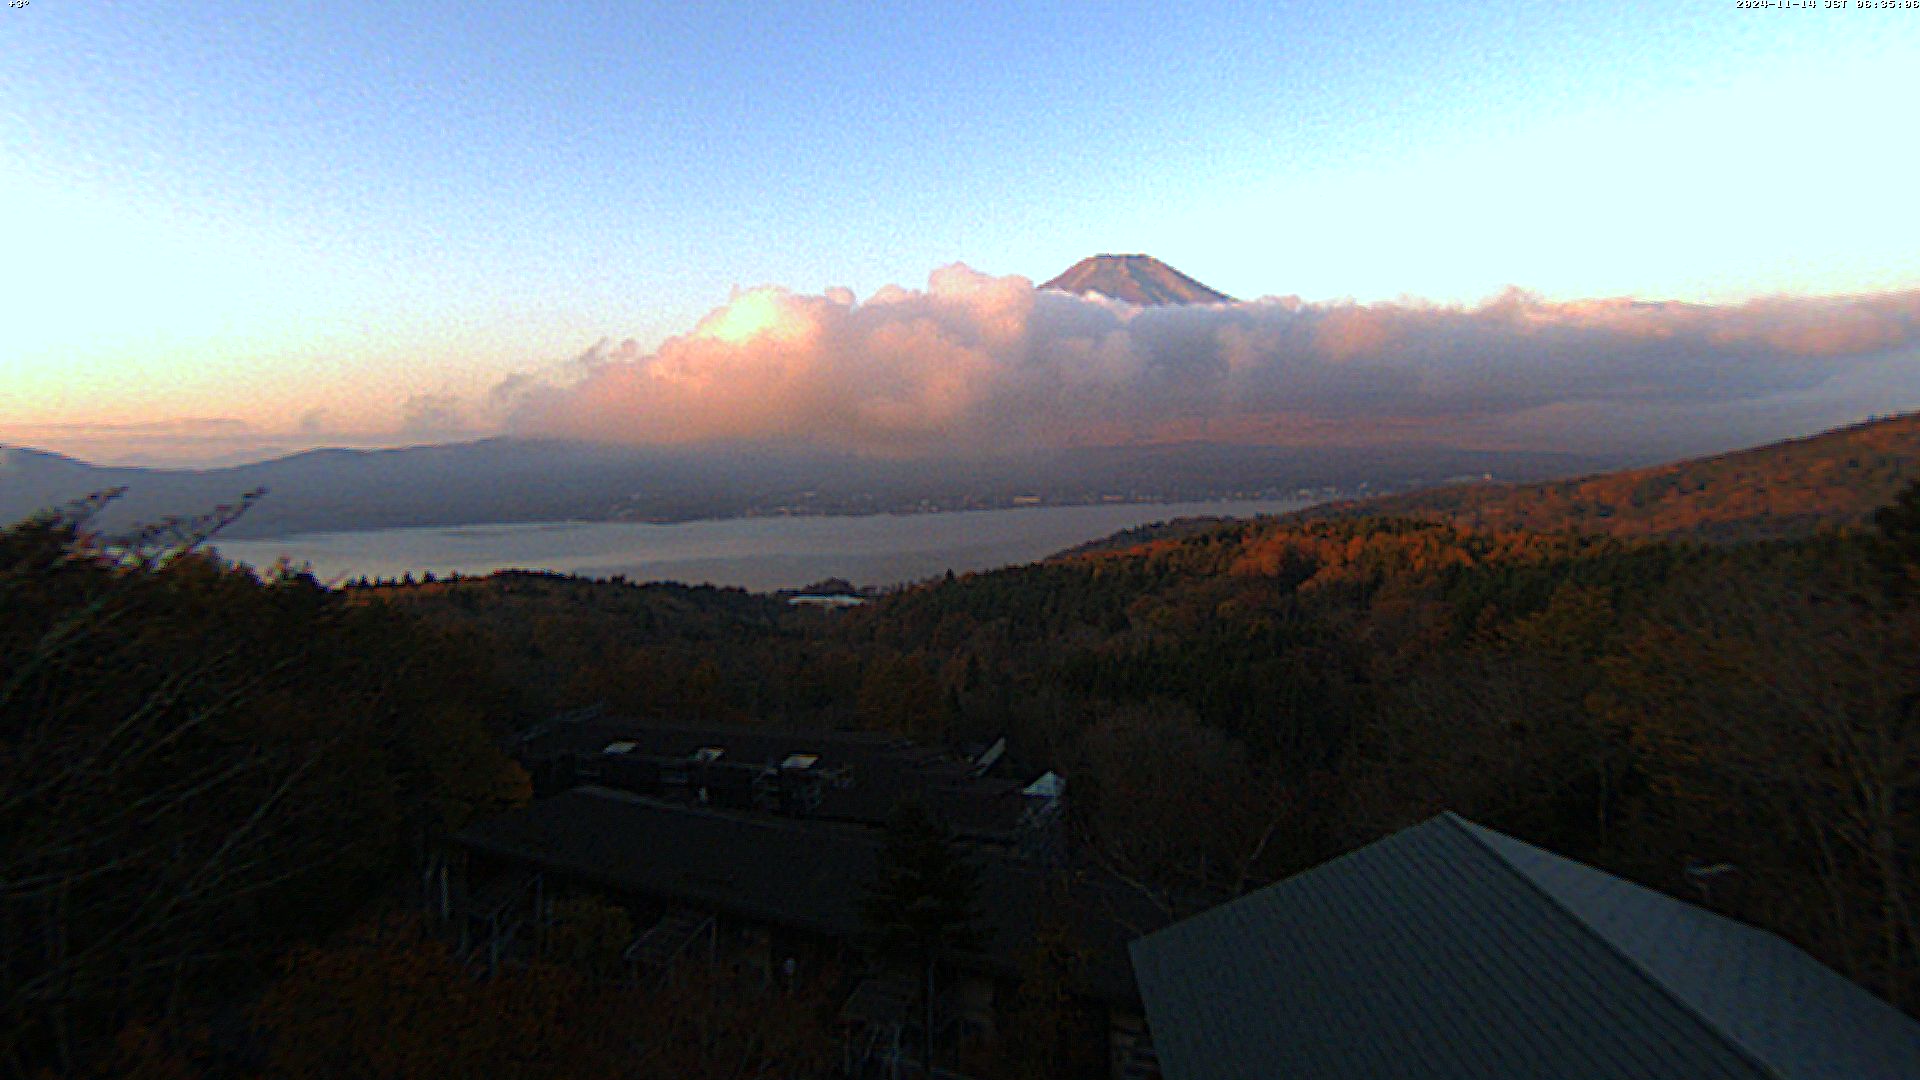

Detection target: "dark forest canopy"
[0, 504, 530, 1076]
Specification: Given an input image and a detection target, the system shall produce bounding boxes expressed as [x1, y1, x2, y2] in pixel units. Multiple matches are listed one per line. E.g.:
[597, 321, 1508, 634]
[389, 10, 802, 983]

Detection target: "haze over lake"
[214, 498, 1317, 592]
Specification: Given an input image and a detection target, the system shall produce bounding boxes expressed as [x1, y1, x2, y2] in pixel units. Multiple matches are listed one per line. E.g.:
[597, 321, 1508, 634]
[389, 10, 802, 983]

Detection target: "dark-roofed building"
[511, 716, 1049, 849]
[453, 786, 1151, 999]
[442, 782, 1162, 1077]
[1129, 812, 1920, 1080]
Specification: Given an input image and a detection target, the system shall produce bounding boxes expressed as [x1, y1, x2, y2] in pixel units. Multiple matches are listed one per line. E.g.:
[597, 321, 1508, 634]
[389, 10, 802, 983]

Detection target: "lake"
[212, 497, 1319, 591]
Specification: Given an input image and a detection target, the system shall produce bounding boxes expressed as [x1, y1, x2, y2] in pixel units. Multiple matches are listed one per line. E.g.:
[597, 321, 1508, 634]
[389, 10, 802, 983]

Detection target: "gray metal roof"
[1130, 813, 1920, 1080]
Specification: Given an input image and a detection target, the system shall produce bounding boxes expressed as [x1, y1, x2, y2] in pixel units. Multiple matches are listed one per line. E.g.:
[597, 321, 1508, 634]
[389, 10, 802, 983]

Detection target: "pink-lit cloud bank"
[496, 265, 1920, 456]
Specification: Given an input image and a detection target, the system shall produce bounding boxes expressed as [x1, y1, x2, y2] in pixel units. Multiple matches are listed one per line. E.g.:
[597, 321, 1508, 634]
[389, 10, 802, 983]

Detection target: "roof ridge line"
[570, 785, 1058, 876]
[575, 785, 877, 842]
[1439, 813, 1790, 1080]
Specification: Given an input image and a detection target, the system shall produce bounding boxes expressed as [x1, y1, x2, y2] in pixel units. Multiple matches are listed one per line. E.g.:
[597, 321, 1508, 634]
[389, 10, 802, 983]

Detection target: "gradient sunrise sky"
[3, 2, 1917, 463]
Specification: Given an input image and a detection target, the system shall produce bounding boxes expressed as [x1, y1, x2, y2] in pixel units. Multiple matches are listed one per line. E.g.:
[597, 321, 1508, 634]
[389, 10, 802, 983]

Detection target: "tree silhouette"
[860, 799, 981, 1078]
[1872, 478, 1920, 596]
[0, 497, 527, 1074]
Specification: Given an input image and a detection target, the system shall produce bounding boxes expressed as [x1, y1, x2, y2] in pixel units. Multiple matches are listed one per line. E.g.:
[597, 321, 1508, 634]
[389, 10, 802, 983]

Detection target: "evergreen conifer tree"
[861, 799, 982, 1078]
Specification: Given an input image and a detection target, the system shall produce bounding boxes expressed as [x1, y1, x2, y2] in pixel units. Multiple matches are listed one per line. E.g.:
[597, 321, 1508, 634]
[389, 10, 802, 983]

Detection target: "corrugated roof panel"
[1131, 815, 1820, 1080]
[1461, 817, 1920, 1080]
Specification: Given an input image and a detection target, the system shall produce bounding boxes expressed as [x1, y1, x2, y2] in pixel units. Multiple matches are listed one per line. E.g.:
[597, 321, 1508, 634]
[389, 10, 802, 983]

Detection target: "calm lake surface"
[213, 498, 1319, 592]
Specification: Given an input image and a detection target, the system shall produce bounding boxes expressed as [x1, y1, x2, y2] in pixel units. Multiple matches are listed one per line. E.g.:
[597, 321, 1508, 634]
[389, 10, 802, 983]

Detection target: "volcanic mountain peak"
[1041, 254, 1235, 306]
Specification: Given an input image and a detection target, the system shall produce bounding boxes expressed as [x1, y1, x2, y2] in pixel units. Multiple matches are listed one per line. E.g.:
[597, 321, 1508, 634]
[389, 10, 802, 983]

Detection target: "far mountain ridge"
[0, 437, 1597, 541]
[14, 412, 1918, 546]
[1041, 254, 1235, 306]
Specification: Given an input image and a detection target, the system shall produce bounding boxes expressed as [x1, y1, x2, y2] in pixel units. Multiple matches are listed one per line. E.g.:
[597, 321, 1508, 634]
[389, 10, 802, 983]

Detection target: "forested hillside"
[1301, 411, 1920, 541]
[357, 571, 800, 723]
[826, 499, 1920, 1013]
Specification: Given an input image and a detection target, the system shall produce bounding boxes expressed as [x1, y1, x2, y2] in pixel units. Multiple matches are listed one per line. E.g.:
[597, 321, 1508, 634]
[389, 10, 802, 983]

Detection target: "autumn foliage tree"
[255, 917, 837, 1080]
[1072, 702, 1291, 914]
[1594, 543, 1920, 1007]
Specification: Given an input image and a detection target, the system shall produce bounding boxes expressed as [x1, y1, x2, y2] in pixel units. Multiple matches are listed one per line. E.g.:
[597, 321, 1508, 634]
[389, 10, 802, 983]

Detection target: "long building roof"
[1130, 812, 1920, 1080]
[516, 718, 1030, 838]
[455, 785, 1164, 1005]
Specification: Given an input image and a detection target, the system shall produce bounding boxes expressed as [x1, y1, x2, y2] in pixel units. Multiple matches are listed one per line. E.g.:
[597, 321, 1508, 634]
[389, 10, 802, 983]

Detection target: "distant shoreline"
[211, 496, 1325, 593]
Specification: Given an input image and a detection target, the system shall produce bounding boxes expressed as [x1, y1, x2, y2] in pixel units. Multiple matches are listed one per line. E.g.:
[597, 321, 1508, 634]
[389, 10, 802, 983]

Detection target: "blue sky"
[3, 1, 1916, 460]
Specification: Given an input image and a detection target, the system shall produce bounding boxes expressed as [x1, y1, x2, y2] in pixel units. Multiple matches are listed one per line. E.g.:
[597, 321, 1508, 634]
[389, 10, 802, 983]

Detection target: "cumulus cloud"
[497, 266, 1920, 455]
[399, 392, 476, 437]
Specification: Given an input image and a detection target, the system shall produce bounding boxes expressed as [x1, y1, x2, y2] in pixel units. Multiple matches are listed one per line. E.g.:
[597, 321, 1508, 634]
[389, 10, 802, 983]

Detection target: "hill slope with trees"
[834, 500, 1920, 1013]
[1298, 411, 1920, 541]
